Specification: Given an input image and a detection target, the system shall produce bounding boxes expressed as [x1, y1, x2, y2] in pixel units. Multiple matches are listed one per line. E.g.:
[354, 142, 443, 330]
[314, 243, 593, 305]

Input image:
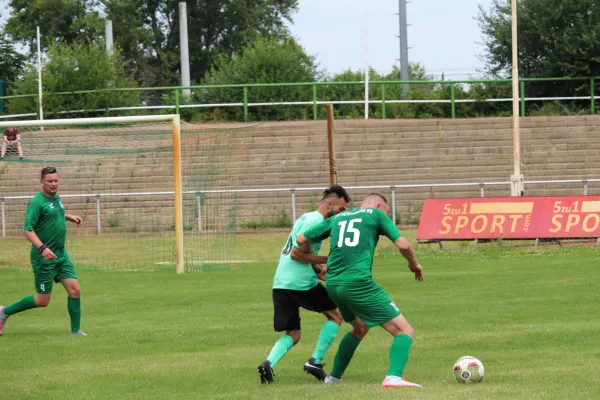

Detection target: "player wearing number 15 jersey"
[297, 193, 425, 389]
[257, 185, 350, 384]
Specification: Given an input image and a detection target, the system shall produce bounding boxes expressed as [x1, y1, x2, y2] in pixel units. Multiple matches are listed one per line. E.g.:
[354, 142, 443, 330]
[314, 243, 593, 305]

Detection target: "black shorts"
[272, 283, 337, 332]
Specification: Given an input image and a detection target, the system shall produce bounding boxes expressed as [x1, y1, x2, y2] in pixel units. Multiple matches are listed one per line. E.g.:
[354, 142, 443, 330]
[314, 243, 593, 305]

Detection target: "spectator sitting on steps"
[1, 128, 24, 161]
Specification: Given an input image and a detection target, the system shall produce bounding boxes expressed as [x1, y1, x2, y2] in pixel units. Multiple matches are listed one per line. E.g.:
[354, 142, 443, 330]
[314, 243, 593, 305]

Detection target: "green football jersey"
[273, 210, 325, 291]
[304, 207, 402, 285]
[24, 192, 67, 259]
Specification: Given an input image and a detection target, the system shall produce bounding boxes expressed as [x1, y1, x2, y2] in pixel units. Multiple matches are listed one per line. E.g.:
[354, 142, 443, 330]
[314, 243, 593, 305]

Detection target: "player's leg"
[61, 278, 85, 335]
[1, 142, 7, 159]
[326, 317, 369, 382]
[338, 280, 420, 387]
[325, 284, 369, 382]
[0, 265, 53, 335]
[303, 308, 342, 379]
[258, 289, 301, 383]
[57, 255, 85, 335]
[380, 306, 421, 388]
[291, 283, 343, 380]
[17, 142, 23, 159]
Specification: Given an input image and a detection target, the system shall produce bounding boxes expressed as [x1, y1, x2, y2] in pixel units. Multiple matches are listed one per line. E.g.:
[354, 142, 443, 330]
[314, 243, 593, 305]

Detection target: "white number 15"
[337, 218, 362, 247]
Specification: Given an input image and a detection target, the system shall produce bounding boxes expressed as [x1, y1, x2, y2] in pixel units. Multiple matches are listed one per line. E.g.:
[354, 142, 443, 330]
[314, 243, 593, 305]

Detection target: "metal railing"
[1, 76, 600, 122]
[2, 178, 599, 238]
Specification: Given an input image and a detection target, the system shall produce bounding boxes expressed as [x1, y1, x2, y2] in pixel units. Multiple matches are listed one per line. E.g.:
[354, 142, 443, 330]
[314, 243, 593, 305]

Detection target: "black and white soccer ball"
[453, 356, 484, 384]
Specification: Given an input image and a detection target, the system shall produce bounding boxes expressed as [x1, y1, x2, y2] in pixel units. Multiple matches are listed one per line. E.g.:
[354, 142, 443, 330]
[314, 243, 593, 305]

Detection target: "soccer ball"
[453, 356, 484, 384]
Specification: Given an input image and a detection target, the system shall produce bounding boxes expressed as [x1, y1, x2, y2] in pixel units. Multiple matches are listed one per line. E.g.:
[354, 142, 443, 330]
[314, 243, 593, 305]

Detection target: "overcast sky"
[288, 0, 494, 78]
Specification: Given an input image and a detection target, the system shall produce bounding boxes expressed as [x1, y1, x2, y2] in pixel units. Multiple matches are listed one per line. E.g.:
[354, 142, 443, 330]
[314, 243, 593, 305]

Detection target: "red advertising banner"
[417, 196, 600, 240]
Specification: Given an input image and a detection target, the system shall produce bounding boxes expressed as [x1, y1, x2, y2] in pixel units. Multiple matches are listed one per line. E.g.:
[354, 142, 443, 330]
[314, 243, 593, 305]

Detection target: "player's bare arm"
[293, 233, 328, 278]
[292, 234, 328, 276]
[65, 214, 83, 226]
[394, 236, 424, 281]
[290, 246, 327, 265]
[292, 234, 327, 264]
[24, 230, 57, 261]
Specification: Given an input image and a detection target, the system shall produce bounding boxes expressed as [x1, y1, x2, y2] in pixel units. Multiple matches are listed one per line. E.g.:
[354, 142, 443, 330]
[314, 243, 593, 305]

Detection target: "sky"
[288, 0, 494, 79]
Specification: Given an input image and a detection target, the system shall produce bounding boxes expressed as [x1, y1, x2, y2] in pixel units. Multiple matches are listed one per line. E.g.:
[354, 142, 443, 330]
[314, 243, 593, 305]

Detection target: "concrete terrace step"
[3, 116, 600, 232]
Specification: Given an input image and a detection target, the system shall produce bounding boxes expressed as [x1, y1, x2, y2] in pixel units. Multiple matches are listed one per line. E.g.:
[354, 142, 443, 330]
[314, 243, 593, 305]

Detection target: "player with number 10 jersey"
[257, 185, 350, 384]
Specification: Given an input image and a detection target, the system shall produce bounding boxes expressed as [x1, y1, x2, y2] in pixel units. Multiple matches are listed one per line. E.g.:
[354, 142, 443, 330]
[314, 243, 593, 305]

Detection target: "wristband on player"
[38, 244, 48, 253]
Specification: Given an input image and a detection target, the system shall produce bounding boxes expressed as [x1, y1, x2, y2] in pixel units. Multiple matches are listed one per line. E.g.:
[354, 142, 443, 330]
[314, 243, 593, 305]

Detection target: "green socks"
[265, 321, 339, 369]
[311, 321, 340, 364]
[388, 333, 413, 377]
[3, 296, 82, 333]
[267, 334, 294, 367]
[4, 296, 37, 315]
[331, 332, 362, 379]
[67, 297, 81, 333]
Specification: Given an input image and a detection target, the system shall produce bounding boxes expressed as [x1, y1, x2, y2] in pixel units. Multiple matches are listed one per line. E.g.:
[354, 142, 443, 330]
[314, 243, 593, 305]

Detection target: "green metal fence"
[0, 76, 598, 122]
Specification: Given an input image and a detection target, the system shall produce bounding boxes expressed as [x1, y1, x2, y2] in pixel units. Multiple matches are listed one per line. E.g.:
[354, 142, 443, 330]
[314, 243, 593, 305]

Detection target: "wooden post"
[326, 104, 337, 185]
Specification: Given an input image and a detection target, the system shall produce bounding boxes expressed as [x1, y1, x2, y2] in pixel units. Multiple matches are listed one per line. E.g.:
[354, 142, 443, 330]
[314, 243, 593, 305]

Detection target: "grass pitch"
[1, 233, 599, 399]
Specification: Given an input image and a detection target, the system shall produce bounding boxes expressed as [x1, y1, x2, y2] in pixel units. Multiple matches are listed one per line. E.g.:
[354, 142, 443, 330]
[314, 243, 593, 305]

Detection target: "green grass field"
[1, 233, 599, 399]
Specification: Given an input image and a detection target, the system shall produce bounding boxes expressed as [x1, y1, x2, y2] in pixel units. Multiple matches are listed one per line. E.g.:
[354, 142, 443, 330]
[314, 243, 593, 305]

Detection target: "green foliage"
[478, 0, 600, 101]
[527, 101, 589, 116]
[107, 214, 121, 228]
[4, 0, 104, 55]
[6, 41, 139, 118]
[4, 0, 298, 89]
[463, 80, 513, 117]
[305, 196, 318, 213]
[240, 205, 292, 229]
[320, 63, 453, 120]
[0, 34, 26, 83]
[196, 36, 319, 121]
[183, 223, 195, 232]
[102, 0, 298, 88]
[399, 201, 422, 226]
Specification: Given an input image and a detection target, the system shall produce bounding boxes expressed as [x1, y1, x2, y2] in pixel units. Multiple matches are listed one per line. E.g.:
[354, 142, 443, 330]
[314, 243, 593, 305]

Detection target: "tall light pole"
[364, 10, 369, 120]
[179, 2, 191, 95]
[36, 26, 44, 128]
[398, 0, 409, 97]
[510, 0, 524, 196]
[105, 20, 113, 56]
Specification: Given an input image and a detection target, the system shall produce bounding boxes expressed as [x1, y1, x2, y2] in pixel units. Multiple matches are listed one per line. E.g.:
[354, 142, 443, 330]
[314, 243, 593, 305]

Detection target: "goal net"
[0, 115, 239, 272]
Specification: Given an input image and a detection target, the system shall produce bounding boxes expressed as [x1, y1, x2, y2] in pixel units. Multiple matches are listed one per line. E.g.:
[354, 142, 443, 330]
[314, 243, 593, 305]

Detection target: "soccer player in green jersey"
[0, 166, 86, 336]
[296, 193, 424, 388]
[257, 185, 350, 384]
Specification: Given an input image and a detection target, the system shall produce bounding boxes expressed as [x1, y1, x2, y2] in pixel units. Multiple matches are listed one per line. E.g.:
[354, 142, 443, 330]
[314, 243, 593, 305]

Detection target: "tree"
[102, 0, 299, 87]
[7, 40, 139, 118]
[379, 64, 449, 119]
[195, 36, 320, 121]
[4, 0, 299, 88]
[323, 63, 451, 120]
[0, 33, 26, 83]
[4, 0, 104, 55]
[478, 0, 600, 104]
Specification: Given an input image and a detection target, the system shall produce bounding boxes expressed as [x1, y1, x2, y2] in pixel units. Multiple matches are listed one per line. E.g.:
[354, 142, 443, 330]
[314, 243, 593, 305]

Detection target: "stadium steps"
[3, 115, 600, 234]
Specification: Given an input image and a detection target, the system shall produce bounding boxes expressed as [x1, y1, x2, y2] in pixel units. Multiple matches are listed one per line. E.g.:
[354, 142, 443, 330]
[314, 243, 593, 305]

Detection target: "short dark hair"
[365, 192, 388, 204]
[322, 184, 350, 203]
[41, 166, 58, 180]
